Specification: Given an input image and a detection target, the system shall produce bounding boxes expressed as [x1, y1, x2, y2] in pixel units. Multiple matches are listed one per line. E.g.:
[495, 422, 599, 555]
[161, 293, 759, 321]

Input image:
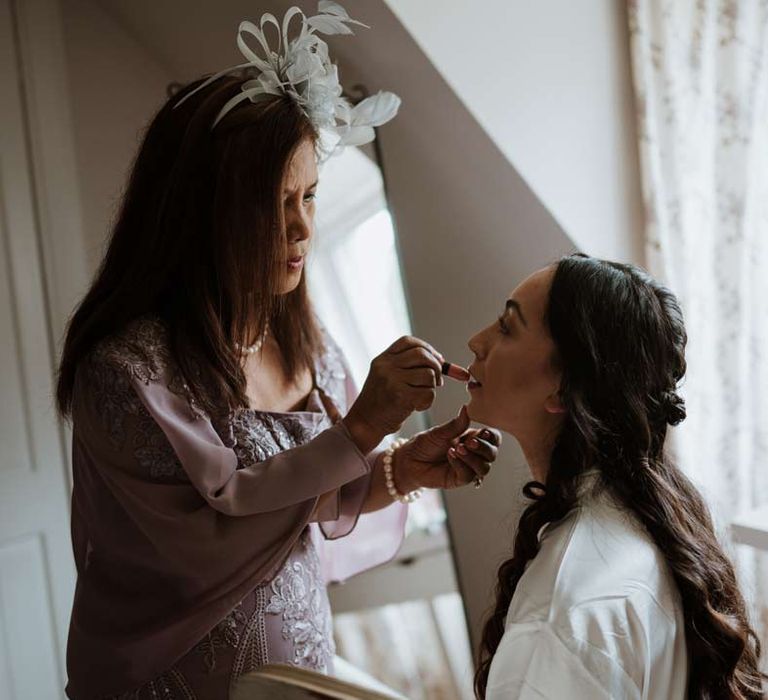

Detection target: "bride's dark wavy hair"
[474, 254, 764, 699]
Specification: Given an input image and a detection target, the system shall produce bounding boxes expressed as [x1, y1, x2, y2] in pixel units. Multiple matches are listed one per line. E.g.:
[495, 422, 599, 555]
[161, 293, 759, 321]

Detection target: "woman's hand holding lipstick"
[345, 341, 499, 492]
[345, 336, 445, 453]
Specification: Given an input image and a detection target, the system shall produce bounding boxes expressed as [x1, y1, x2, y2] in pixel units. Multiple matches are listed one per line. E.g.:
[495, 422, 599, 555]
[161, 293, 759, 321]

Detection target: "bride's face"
[466, 266, 564, 437]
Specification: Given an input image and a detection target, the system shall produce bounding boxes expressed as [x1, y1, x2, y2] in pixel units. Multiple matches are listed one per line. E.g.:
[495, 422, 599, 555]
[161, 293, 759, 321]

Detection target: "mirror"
[309, 129, 474, 699]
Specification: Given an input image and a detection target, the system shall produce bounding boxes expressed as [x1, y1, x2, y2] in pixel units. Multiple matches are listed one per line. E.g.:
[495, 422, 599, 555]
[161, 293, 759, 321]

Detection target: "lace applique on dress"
[86, 354, 146, 450]
[132, 406, 188, 481]
[314, 330, 348, 414]
[262, 413, 320, 451]
[90, 315, 205, 426]
[86, 316, 207, 476]
[264, 534, 335, 671]
[230, 411, 330, 467]
[230, 412, 283, 464]
[91, 316, 169, 386]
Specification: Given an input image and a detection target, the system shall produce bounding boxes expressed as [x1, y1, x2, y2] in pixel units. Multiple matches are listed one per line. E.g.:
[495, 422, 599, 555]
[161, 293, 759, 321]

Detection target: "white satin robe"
[487, 484, 688, 699]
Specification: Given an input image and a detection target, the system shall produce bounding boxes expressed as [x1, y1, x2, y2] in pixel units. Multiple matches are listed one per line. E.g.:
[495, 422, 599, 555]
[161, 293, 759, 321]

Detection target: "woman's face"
[280, 139, 318, 295]
[467, 266, 564, 438]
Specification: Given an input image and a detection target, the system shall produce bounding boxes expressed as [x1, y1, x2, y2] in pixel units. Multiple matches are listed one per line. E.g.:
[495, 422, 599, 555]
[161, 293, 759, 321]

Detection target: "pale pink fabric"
[64, 317, 407, 699]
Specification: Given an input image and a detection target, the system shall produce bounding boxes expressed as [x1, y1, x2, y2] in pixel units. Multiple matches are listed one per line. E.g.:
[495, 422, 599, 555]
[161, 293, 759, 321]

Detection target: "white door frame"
[1, 0, 87, 696]
[13, 0, 89, 366]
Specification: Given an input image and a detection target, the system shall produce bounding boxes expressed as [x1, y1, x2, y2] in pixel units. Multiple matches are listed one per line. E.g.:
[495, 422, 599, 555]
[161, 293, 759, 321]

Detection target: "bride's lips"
[467, 367, 483, 391]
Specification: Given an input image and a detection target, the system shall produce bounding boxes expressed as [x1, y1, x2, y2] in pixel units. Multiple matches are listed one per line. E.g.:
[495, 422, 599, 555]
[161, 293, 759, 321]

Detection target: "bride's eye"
[303, 192, 317, 204]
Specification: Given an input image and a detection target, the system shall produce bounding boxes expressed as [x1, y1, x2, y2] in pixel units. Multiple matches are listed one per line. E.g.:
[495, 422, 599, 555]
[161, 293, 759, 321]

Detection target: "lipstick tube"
[442, 362, 471, 383]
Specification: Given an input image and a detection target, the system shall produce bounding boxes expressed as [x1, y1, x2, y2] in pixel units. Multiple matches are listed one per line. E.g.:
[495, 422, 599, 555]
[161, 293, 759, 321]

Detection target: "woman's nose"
[285, 202, 312, 243]
[468, 332, 484, 360]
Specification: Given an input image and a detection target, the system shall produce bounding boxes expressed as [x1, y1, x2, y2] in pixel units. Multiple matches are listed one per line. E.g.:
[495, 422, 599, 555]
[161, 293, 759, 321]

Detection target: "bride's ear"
[544, 391, 566, 414]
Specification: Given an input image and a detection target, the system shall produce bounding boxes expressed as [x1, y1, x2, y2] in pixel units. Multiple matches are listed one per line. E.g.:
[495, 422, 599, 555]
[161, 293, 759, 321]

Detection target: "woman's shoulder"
[87, 314, 174, 384]
[78, 314, 206, 428]
[566, 488, 678, 600]
[499, 489, 687, 696]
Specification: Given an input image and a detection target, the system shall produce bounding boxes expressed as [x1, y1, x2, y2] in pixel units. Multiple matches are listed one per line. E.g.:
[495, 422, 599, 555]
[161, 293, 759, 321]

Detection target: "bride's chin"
[466, 401, 500, 429]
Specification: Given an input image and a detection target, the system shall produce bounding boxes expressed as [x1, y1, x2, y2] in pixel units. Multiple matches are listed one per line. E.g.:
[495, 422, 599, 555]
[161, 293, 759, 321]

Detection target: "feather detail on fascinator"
[174, 1, 401, 157]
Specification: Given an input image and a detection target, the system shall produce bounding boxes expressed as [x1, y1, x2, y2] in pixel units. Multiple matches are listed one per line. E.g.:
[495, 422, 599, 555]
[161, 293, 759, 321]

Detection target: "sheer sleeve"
[71, 350, 373, 582]
[131, 373, 371, 516]
[76, 350, 371, 507]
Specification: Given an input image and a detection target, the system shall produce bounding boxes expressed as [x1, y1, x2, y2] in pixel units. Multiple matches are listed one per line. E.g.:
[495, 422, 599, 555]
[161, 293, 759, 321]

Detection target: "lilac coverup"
[65, 316, 407, 699]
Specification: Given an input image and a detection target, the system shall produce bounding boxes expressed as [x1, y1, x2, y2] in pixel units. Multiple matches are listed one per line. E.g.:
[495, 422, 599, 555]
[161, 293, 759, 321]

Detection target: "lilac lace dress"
[65, 317, 407, 700]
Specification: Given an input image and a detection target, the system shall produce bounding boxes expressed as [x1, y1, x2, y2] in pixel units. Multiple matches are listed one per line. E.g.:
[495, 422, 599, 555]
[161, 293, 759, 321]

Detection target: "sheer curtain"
[627, 0, 768, 635]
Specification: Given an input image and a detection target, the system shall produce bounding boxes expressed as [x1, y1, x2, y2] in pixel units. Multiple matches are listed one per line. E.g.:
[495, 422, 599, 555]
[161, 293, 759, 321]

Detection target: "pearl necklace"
[235, 327, 269, 356]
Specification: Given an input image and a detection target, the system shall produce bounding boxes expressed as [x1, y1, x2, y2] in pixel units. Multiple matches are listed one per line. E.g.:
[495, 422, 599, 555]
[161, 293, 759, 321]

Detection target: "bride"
[467, 254, 763, 699]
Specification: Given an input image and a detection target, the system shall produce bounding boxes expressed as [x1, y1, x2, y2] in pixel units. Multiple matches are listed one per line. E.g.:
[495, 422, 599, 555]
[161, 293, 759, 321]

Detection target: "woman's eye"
[497, 316, 509, 334]
[303, 192, 317, 204]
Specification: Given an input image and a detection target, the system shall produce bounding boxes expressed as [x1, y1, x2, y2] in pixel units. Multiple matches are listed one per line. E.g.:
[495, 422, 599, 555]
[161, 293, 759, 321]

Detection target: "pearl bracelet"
[383, 438, 423, 504]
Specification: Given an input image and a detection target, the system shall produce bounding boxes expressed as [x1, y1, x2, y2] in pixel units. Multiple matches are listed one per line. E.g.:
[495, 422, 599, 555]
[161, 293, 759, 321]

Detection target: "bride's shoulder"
[545, 490, 680, 620]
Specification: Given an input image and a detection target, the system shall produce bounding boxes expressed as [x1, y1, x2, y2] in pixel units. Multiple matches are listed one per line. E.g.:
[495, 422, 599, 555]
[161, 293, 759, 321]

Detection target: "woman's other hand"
[344, 336, 444, 453]
[395, 406, 502, 492]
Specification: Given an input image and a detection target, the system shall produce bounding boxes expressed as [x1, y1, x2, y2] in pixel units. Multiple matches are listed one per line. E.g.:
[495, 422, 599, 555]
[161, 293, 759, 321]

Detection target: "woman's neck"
[517, 422, 561, 484]
[521, 446, 550, 483]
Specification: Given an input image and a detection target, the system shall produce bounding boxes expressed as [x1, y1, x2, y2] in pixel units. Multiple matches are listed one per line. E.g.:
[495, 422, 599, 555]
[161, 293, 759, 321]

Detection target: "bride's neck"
[518, 425, 560, 484]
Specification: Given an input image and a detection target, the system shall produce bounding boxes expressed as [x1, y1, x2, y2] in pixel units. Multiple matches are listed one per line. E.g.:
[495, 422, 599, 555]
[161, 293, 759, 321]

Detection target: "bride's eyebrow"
[505, 299, 528, 327]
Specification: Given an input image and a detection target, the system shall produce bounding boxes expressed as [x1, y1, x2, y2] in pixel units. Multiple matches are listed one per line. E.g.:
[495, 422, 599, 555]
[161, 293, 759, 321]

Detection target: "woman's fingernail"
[448, 447, 456, 457]
[482, 430, 492, 440]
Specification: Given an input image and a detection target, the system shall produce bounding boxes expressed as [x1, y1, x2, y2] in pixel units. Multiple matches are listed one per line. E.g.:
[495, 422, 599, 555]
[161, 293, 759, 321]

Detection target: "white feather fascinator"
[175, 1, 401, 156]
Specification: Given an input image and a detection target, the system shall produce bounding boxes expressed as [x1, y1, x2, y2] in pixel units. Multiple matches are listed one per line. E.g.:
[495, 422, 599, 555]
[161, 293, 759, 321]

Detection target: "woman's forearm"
[361, 449, 420, 513]
[361, 452, 400, 513]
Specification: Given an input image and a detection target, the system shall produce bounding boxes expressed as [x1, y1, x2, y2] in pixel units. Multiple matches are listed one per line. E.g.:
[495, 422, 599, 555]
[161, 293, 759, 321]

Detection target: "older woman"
[56, 6, 499, 698]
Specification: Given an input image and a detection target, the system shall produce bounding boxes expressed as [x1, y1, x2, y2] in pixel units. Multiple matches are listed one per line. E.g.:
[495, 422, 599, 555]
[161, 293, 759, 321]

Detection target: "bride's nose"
[468, 332, 485, 360]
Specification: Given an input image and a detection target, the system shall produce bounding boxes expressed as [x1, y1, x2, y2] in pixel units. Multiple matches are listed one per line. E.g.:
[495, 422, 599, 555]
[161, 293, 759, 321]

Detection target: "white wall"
[385, 0, 644, 265]
[61, 0, 172, 269]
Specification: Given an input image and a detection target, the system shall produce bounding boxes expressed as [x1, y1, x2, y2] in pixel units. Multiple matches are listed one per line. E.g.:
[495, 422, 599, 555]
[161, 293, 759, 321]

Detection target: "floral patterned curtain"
[627, 0, 768, 642]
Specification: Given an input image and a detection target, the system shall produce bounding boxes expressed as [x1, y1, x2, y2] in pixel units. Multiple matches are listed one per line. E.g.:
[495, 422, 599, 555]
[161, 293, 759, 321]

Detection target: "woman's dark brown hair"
[475, 254, 764, 699]
[56, 76, 323, 416]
